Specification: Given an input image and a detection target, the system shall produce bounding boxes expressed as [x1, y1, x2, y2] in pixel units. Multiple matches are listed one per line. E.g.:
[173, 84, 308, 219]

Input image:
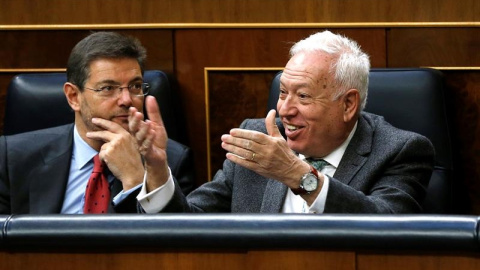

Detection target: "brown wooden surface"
[2, 250, 480, 270]
[443, 71, 480, 214]
[207, 71, 278, 177]
[174, 29, 386, 184]
[0, 250, 355, 270]
[357, 252, 480, 270]
[0, 30, 174, 71]
[387, 28, 480, 67]
[1, 0, 478, 24]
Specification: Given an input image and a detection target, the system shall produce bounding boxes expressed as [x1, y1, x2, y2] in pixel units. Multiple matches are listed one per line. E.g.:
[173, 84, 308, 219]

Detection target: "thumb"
[145, 96, 165, 128]
[265, 109, 281, 138]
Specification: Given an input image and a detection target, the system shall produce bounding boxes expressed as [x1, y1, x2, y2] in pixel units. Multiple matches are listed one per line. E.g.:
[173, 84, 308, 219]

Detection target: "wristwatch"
[291, 165, 319, 195]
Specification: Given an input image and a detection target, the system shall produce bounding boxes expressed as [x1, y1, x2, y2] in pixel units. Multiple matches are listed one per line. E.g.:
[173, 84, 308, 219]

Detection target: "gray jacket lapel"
[333, 114, 372, 185]
[30, 125, 73, 213]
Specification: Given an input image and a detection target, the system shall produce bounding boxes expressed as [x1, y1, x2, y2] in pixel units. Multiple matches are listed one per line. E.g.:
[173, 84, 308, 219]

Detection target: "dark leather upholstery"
[1, 214, 478, 251]
[268, 68, 455, 214]
[4, 70, 185, 142]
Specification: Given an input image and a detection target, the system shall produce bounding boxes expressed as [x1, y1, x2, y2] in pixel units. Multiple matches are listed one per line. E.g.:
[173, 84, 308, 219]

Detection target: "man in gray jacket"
[131, 30, 434, 214]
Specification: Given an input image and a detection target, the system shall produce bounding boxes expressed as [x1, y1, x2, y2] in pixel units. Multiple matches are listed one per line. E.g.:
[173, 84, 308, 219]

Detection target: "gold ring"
[252, 152, 256, 161]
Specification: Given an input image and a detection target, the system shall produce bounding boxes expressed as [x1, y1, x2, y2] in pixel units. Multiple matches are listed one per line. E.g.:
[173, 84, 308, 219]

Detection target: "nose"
[277, 95, 297, 117]
[117, 88, 133, 107]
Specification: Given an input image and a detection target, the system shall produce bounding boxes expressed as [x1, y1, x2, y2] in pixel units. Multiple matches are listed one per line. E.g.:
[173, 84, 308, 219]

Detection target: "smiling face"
[277, 51, 355, 158]
[65, 57, 144, 138]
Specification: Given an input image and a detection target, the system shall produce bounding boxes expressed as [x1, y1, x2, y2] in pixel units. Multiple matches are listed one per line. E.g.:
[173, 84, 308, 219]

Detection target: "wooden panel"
[207, 70, 279, 178]
[0, 251, 247, 270]
[388, 28, 480, 67]
[443, 71, 480, 214]
[1, 0, 478, 24]
[174, 28, 386, 184]
[0, 30, 174, 71]
[357, 252, 480, 270]
[0, 250, 355, 270]
[247, 250, 355, 269]
[0, 75, 14, 133]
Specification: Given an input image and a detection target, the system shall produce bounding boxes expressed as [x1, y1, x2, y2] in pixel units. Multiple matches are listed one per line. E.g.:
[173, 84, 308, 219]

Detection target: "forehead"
[280, 52, 333, 88]
[87, 58, 142, 82]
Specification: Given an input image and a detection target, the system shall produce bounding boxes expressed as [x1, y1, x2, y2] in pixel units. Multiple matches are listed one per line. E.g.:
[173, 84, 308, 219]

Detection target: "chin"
[287, 141, 306, 155]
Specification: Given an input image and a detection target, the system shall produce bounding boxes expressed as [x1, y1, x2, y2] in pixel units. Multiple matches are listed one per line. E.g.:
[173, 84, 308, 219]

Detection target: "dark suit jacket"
[163, 112, 434, 214]
[0, 124, 194, 214]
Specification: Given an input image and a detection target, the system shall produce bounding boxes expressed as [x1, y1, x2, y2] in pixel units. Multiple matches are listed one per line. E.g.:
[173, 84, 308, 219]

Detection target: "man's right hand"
[128, 96, 169, 192]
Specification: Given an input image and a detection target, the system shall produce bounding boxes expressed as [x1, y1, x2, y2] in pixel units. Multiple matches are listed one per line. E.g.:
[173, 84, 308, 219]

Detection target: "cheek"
[133, 98, 144, 111]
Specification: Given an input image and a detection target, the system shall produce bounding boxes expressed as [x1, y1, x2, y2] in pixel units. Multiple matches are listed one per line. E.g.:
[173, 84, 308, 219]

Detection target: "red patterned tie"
[83, 154, 110, 214]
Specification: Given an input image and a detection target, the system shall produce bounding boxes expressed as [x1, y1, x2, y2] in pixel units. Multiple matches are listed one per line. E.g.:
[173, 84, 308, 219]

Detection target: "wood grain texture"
[1, 0, 478, 24]
[443, 71, 480, 214]
[357, 252, 480, 270]
[387, 28, 480, 67]
[0, 30, 174, 72]
[207, 71, 278, 178]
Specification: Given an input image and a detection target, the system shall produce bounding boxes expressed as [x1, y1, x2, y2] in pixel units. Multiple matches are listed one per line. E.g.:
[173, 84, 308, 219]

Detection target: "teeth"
[286, 124, 298, 131]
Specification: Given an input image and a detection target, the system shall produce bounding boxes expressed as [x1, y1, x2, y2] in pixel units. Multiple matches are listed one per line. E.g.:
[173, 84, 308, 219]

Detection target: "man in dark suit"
[0, 32, 193, 214]
[130, 30, 434, 214]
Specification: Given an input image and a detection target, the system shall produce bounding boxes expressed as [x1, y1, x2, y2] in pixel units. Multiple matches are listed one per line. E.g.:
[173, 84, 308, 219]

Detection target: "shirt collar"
[73, 125, 99, 170]
[300, 121, 358, 169]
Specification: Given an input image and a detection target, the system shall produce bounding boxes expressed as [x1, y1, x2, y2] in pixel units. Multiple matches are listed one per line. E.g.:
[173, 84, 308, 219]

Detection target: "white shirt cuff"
[137, 167, 175, 213]
[307, 173, 330, 214]
[112, 182, 143, 206]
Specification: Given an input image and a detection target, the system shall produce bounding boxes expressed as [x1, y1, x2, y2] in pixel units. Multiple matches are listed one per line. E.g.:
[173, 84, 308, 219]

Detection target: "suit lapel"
[29, 126, 74, 213]
[334, 114, 372, 185]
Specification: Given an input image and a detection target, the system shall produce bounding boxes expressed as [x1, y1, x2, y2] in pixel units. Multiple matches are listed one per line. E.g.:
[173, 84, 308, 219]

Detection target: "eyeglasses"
[83, 83, 150, 98]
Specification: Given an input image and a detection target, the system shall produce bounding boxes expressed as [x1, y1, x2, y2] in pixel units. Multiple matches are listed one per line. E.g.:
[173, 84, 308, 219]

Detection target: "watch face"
[302, 173, 318, 192]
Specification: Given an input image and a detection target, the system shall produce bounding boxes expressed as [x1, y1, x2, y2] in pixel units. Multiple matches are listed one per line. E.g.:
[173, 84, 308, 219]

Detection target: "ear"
[64, 82, 81, 112]
[342, 89, 360, 122]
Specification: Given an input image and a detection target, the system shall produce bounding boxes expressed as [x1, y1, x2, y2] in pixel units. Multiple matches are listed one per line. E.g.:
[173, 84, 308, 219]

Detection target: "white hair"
[290, 30, 370, 110]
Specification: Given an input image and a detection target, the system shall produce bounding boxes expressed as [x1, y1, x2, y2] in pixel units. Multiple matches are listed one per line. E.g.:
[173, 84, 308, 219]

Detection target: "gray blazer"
[0, 124, 194, 214]
[164, 112, 434, 214]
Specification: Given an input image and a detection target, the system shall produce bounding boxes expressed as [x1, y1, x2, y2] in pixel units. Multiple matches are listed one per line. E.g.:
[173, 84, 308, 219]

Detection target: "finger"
[228, 129, 265, 144]
[145, 96, 165, 129]
[221, 135, 253, 151]
[139, 126, 155, 155]
[135, 121, 151, 142]
[221, 141, 255, 160]
[86, 130, 116, 143]
[91, 118, 124, 133]
[128, 107, 144, 133]
[265, 109, 281, 138]
[225, 152, 258, 170]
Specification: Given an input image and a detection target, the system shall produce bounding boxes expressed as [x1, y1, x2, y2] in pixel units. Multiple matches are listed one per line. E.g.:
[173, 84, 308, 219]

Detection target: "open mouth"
[283, 123, 305, 139]
[286, 124, 300, 132]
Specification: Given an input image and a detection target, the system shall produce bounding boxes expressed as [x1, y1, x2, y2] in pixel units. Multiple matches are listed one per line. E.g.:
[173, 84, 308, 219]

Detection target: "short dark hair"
[66, 31, 147, 90]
